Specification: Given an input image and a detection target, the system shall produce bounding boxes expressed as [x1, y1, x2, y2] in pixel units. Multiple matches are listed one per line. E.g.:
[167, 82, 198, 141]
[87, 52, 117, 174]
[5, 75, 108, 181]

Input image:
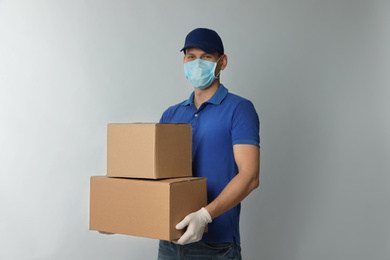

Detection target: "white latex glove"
[175, 207, 212, 245]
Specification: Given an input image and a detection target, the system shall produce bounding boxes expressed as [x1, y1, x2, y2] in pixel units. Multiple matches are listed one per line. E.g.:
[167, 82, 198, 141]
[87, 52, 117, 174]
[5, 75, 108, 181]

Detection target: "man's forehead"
[185, 47, 218, 55]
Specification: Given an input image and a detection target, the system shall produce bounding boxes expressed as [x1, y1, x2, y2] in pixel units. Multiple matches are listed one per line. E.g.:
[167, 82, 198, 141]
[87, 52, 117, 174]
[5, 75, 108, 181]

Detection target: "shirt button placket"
[191, 112, 199, 133]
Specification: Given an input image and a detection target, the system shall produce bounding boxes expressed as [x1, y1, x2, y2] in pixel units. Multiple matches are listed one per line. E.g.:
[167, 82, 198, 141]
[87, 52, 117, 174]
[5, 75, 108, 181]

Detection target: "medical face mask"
[184, 57, 221, 90]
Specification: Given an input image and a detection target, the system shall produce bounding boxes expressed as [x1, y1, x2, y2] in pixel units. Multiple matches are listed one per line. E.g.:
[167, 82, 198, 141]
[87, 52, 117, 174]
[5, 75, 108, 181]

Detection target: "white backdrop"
[1, 0, 389, 259]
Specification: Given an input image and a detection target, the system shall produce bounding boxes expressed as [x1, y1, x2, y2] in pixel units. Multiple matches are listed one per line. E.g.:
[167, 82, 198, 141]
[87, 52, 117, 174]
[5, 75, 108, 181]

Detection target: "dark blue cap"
[180, 28, 224, 55]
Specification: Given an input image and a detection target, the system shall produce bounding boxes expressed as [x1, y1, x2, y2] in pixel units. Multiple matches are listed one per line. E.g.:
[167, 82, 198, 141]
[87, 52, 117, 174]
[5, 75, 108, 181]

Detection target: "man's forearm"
[205, 168, 259, 219]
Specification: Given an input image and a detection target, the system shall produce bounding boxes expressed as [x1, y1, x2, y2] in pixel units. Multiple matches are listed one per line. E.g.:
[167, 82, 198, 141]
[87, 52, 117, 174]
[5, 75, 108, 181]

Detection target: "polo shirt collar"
[181, 84, 228, 106]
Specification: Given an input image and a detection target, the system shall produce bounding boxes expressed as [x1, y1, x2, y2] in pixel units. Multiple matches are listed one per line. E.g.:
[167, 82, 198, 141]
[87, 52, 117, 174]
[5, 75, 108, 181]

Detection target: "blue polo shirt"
[160, 84, 260, 244]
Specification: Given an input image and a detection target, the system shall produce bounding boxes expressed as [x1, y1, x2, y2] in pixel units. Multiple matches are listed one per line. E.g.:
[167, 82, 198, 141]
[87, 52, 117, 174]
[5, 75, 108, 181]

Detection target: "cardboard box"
[107, 123, 192, 179]
[89, 176, 207, 241]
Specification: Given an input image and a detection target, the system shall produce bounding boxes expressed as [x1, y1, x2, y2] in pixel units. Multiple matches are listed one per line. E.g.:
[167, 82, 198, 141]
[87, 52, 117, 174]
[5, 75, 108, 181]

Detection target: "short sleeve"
[160, 106, 173, 123]
[159, 111, 166, 123]
[231, 100, 260, 147]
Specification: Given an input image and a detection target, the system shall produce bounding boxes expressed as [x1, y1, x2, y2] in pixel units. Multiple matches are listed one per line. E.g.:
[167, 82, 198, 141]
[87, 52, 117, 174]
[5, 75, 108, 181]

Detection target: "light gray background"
[1, 0, 389, 259]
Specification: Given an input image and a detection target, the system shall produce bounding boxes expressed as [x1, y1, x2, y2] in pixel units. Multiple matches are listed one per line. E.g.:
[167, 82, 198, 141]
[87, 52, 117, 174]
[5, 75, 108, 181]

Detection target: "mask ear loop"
[214, 56, 223, 78]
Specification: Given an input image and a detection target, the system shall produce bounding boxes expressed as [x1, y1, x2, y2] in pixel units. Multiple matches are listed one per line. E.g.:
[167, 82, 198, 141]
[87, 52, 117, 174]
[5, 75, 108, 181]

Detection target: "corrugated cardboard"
[107, 123, 192, 179]
[89, 176, 207, 241]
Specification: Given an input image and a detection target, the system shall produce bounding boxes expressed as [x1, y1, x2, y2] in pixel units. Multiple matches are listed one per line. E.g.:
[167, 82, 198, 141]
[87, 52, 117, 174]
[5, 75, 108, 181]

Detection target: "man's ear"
[220, 54, 228, 71]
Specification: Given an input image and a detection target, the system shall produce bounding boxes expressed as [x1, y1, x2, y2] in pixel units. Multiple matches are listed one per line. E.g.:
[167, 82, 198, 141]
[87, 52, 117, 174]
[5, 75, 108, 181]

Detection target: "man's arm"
[175, 144, 260, 245]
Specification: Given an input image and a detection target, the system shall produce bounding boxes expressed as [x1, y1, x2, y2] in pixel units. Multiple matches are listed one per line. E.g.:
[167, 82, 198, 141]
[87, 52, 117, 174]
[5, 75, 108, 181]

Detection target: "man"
[158, 28, 260, 260]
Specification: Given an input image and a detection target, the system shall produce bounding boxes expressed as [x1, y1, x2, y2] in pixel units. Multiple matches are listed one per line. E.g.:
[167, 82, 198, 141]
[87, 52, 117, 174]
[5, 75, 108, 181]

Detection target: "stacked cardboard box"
[89, 123, 208, 241]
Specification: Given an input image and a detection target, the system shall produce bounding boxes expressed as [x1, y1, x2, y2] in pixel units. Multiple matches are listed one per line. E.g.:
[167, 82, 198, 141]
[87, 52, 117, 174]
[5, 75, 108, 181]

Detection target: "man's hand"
[175, 207, 212, 245]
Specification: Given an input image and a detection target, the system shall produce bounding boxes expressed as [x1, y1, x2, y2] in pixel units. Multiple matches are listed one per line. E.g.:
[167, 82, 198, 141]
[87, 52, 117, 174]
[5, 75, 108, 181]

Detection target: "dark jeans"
[158, 240, 242, 260]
